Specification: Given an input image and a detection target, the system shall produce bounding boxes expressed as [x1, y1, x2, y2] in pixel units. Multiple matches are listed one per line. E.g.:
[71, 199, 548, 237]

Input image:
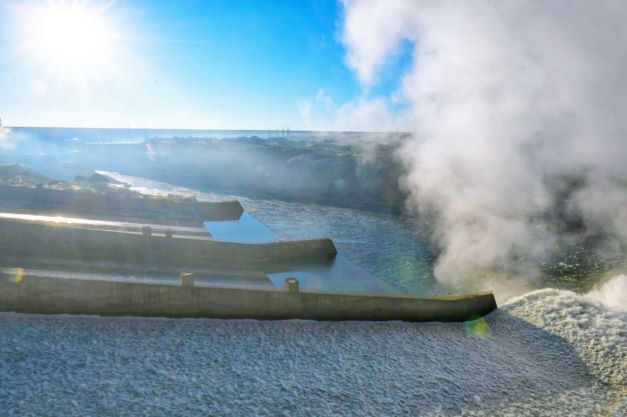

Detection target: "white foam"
[1, 287, 625, 416]
[96, 170, 237, 202]
[584, 274, 627, 311]
[502, 286, 627, 386]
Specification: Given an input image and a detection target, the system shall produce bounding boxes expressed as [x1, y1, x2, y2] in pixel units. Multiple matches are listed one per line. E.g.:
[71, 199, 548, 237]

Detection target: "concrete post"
[285, 277, 299, 292]
[180, 272, 194, 287]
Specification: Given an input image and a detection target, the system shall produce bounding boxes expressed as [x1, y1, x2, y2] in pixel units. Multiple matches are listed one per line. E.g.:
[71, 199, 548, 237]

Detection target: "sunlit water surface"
[100, 171, 441, 295]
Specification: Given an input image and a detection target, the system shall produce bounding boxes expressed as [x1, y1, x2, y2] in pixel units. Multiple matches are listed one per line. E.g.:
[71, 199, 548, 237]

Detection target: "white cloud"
[297, 101, 313, 129]
[0, 127, 17, 149]
[297, 90, 407, 132]
[315, 89, 334, 108]
[333, 96, 403, 132]
[341, 0, 416, 86]
[340, 0, 627, 297]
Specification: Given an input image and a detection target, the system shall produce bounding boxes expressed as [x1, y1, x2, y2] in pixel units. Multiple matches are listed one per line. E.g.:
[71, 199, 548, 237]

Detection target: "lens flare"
[146, 143, 156, 161]
[13, 267, 25, 283]
[465, 316, 491, 338]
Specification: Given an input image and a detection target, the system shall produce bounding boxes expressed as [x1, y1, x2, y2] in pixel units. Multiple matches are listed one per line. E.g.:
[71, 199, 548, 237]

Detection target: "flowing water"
[0, 128, 625, 415]
[99, 170, 441, 296]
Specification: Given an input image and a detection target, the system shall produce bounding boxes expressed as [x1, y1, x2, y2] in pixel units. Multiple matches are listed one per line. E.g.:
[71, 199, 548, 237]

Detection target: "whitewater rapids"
[1, 279, 625, 417]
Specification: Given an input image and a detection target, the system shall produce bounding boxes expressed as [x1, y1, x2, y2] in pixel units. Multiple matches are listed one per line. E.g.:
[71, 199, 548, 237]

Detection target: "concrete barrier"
[0, 185, 244, 221]
[0, 274, 497, 322]
[0, 220, 337, 273]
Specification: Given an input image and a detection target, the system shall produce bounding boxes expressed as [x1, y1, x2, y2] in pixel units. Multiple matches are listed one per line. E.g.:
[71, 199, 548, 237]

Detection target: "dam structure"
[0, 184, 497, 321]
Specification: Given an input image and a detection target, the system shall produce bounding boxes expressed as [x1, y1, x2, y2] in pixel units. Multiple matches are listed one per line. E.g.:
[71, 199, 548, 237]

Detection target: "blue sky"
[0, 0, 408, 130]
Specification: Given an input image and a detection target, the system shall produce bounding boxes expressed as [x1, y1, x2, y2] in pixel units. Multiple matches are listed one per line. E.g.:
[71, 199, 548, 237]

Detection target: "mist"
[0, 126, 14, 149]
[342, 0, 627, 300]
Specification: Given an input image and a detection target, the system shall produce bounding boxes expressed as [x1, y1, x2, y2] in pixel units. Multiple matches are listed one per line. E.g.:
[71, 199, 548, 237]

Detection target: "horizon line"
[3, 125, 411, 135]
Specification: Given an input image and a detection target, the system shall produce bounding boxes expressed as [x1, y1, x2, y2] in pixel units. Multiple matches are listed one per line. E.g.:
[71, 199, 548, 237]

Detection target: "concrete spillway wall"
[0, 185, 244, 221]
[0, 220, 337, 272]
[0, 274, 498, 322]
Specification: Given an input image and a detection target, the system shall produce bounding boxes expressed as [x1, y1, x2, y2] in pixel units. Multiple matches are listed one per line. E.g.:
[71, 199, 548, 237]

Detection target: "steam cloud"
[0, 127, 15, 149]
[342, 0, 627, 300]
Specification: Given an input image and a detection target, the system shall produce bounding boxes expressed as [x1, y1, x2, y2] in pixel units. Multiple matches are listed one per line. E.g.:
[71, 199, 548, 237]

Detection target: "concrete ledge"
[0, 275, 498, 322]
[0, 185, 244, 221]
[0, 220, 337, 272]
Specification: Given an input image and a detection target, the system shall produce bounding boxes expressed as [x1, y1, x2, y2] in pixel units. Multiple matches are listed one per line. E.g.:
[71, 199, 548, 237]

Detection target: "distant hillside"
[0, 133, 411, 215]
[0, 164, 50, 186]
[0, 164, 124, 191]
[139, 136, 409, 214]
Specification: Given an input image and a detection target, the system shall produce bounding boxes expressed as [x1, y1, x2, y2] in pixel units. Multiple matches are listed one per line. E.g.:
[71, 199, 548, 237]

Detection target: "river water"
[0, 128, 625, 416]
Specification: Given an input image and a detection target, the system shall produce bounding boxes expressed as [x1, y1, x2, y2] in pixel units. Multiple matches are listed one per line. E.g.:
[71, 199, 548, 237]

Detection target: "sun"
[21, 1, 119, 75]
